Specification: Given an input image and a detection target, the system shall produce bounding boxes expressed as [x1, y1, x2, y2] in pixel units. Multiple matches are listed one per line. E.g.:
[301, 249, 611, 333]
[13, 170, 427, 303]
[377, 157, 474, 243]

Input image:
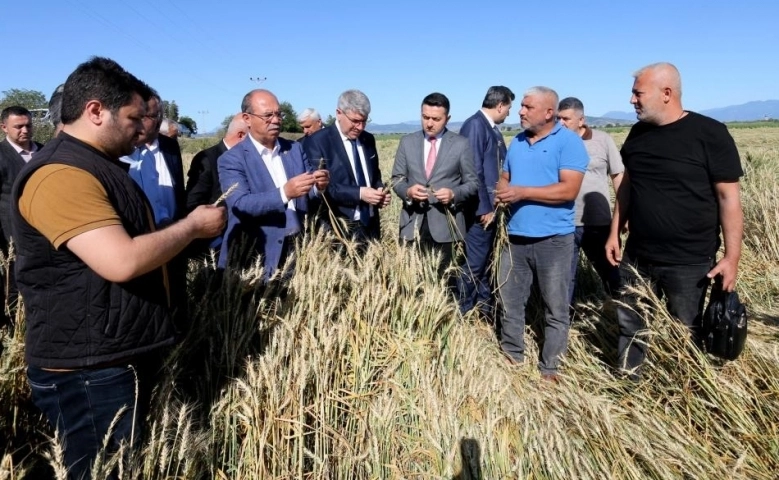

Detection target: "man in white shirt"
[217, 89, 329, 280]
[0, 106, 44, 326]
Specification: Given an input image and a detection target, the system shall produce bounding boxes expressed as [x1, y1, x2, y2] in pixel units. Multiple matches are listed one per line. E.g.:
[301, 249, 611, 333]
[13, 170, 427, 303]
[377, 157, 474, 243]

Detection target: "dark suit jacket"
[185, 140, 228, 253]
[302, 124, 383, 235]
[157, 134, 187, 220]
[0, 139, 43, 251]
[459, 111, 506, 218]
[186, 140, 227, 210]
[218, 137, 316, 278]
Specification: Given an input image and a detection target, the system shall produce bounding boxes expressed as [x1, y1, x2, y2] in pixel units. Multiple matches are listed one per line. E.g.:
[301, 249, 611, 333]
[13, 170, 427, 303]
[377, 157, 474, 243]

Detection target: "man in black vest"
[11, 56, 225, 480]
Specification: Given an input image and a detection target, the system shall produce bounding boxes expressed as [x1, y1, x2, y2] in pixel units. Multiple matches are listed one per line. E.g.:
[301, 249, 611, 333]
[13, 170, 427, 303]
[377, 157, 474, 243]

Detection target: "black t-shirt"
[621, 111, 743, 264]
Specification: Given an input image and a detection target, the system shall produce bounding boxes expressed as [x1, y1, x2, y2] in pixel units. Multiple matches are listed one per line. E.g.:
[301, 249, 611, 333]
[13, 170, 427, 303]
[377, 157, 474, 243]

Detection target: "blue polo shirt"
[504, 123, 589, 237]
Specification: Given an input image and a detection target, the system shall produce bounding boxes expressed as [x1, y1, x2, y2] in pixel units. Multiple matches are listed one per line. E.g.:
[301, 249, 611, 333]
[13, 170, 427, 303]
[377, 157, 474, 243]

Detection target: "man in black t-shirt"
[605, 62, 743, 378]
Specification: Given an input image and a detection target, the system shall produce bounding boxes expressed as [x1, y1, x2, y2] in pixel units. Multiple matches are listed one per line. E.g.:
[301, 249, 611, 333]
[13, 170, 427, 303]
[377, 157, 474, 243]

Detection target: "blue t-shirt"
[504, 123, 589, 237]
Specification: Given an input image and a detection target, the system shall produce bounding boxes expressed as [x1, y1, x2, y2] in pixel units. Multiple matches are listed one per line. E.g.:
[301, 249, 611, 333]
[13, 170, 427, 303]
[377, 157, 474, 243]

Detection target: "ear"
[663, 87, 672, 103]
[85, 100, 104, 125]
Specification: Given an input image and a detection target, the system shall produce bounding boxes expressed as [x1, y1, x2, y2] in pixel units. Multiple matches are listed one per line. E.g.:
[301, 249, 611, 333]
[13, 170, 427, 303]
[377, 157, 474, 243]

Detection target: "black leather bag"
[701, 283, 748, 360]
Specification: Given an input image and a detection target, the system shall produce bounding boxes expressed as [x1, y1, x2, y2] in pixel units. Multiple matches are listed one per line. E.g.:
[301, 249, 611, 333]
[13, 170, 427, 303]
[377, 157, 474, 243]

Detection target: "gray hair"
[337, 89, 371, 117]
[558, 97, 584, 116]
[633, 62, 683, 98]
[524, 86, 559, 114]
[297, 107, 321, 122]
[159, 118, 170, 134]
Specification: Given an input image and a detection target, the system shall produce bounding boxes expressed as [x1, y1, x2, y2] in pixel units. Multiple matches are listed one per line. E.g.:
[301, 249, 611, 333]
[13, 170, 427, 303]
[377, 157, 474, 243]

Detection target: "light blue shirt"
[122, 140, 178, 227]
[503, 123, 589, 237]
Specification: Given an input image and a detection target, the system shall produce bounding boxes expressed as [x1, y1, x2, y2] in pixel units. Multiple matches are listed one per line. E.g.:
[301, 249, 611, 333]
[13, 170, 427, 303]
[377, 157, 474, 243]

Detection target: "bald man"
[218, 89, 329, 280]
[185, 113, 249, 252]
[605, 62, 744, 378]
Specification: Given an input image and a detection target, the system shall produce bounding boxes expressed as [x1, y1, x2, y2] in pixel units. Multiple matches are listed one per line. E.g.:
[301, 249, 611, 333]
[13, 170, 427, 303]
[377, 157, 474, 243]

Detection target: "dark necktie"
[349, 139, 370, 225]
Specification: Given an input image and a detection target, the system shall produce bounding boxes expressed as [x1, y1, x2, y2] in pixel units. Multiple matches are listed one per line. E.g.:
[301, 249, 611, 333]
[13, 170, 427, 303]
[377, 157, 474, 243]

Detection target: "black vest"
[11, 133, 175, 369]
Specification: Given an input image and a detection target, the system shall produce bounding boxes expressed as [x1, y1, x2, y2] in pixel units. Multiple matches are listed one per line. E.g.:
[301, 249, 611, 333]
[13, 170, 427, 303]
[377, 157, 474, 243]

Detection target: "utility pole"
[249, 76, 267, 85]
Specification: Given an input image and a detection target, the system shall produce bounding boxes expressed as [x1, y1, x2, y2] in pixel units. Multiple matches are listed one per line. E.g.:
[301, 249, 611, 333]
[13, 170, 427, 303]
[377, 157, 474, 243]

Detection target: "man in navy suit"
[303, 90, 389, 245]
[458, 86, 514, 320]
[121, 90, 188, 318]
[121, 90, 186, 228]
[218, 89, 329, 281]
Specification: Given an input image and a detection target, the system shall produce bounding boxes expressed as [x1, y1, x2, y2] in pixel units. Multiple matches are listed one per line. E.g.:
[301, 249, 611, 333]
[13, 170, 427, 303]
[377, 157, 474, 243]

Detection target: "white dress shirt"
[248, 135, 294, 210]
[335, 121, 372, 221]
[7, 139, 38, 163]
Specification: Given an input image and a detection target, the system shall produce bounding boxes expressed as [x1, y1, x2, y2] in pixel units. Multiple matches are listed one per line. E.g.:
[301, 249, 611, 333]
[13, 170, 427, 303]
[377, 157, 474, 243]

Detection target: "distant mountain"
[600, 111, 637, 122]
[600, 100, 779, 123]
[700, 100, 779, 122]
[365, 100, 778, 135]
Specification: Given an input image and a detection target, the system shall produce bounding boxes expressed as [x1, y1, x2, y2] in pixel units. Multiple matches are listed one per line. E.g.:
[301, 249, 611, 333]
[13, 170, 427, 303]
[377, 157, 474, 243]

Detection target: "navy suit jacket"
[217, 136, 315, 276]
[459, 111, 506, 217]
[302, 124, 383, 234]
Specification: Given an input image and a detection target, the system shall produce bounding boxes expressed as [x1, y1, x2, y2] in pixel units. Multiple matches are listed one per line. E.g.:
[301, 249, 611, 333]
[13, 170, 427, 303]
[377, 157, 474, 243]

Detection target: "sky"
[3, 0, 778, 132]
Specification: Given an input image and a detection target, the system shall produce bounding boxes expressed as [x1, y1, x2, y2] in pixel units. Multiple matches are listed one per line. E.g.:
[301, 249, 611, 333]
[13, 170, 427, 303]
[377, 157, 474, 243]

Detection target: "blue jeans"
[459, 220, 497, 317]
[568, 225, 621, 303]
[498, 234, 574, 374]
[27, 362, 156, 480]
[616, 251, 712, 375]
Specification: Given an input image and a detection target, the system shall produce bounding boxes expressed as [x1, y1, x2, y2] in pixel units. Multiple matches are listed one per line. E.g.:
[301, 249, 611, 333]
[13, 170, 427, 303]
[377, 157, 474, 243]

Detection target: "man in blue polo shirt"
[495, 86, 589, 380]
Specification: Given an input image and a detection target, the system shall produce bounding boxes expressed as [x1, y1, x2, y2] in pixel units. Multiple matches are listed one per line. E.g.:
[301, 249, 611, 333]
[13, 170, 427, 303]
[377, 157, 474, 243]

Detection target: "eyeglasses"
[341, 111, 371, 127]
[247, 111, 286, 122]
[142, 112, 161, 121]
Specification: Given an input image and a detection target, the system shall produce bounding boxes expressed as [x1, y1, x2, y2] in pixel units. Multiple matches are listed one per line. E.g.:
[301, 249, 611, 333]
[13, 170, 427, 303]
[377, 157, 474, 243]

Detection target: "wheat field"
[1, 128, 778, 479]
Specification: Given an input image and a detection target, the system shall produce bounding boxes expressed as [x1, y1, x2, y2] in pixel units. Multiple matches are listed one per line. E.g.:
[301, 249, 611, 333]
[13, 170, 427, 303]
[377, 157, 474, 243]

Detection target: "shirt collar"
[426, 129, 445, 141]
[581, 125, 593, 140]
[7, 138, 36, 154]
[144, 139, 159, 153]
[248, 134, 279, 156]
[479, 109, 496, 128]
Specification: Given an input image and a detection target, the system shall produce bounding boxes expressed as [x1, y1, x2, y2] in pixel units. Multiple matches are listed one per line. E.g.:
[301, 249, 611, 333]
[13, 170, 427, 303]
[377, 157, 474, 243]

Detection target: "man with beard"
[606, 62, 743, 379]
[495, 86, 588, 381]
[12, 56, 225, 479]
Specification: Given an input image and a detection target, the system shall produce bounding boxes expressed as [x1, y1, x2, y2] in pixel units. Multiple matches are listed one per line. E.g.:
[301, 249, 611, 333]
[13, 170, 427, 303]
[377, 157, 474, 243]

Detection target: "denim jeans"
[616, 251, 712, 375]
[27, 362, 156, 480]
[568, 225, 621, 302]
[498, 233, 574, 374]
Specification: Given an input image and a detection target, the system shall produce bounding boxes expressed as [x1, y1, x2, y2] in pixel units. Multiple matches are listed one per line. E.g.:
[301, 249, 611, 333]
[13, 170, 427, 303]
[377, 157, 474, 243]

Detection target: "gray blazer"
[391, 129, 478, 243]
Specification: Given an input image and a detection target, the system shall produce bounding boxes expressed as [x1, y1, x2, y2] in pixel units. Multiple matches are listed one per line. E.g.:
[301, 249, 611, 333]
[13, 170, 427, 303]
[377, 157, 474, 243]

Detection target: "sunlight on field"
[2, 128, 778, 479]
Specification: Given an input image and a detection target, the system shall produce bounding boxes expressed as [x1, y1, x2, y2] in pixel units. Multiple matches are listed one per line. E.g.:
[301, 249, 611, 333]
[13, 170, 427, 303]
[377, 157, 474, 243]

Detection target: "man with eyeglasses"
[218, 89, 329, 280]
[303, 89, 389, 245]
[120, 89, 188, 325]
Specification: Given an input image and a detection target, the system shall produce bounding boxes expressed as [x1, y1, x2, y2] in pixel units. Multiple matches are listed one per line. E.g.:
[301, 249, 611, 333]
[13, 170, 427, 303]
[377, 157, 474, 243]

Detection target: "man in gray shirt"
[557, 97, 624, 301]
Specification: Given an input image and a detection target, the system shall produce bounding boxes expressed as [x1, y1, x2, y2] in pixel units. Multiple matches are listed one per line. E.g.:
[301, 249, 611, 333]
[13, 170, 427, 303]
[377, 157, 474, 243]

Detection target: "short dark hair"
[60, 56, 152, 125]
[48, 84, 65, 127]
[482, 86, 515, 109]
[558, 97, 584, 113]
[1, 106, 32, 124]
[422, 92, 450, 114]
